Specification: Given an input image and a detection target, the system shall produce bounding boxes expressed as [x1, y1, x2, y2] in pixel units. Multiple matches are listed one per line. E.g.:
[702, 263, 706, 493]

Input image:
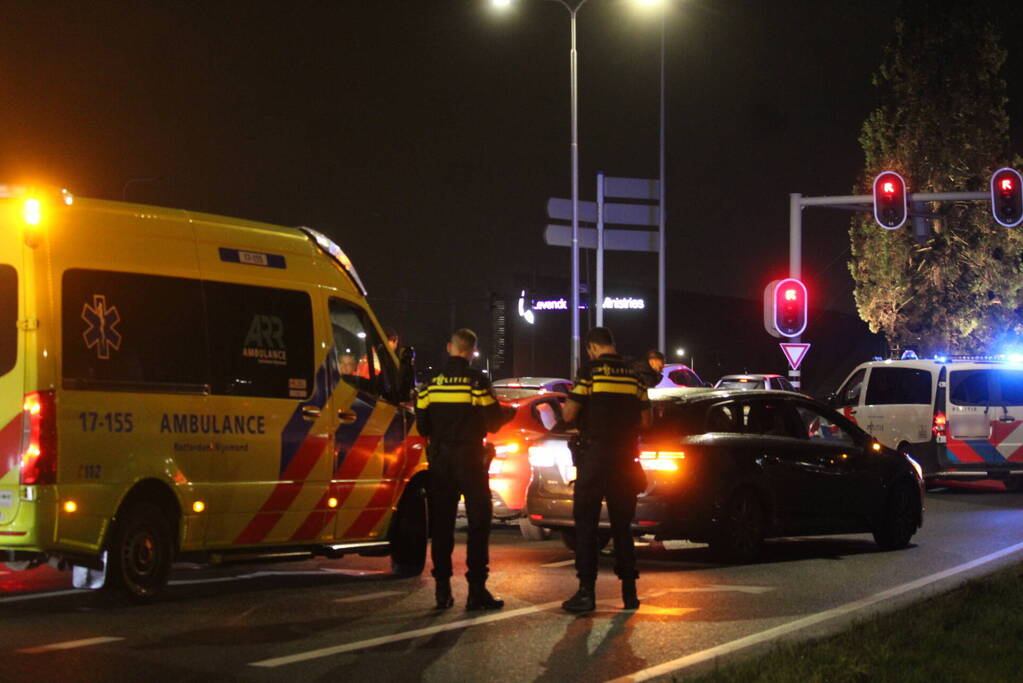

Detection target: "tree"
[849, 2, 1021, 356]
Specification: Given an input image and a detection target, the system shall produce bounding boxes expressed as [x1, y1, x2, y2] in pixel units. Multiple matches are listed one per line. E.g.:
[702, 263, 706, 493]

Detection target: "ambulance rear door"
[0, 220, 23, 530]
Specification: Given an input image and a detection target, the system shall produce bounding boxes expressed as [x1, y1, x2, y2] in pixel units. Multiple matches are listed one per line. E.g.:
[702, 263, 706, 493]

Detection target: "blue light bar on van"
[299, 227, 367, 296]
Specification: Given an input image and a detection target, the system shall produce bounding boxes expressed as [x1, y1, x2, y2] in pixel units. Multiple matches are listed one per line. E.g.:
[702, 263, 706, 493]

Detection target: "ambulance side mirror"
[396, 345, 416, 403]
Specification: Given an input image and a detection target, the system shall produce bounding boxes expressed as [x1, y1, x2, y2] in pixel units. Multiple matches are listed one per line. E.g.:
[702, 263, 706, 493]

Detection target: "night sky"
[3, 1, 1022, 370]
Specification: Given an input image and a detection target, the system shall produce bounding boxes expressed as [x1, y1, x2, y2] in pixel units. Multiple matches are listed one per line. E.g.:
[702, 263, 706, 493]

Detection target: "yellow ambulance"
[0, 185, 428, 600]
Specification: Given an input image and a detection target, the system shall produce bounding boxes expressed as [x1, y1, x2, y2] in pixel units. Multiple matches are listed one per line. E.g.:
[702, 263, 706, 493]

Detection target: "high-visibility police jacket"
[568, 352, 650, 446]
[415, 356, 505, 449]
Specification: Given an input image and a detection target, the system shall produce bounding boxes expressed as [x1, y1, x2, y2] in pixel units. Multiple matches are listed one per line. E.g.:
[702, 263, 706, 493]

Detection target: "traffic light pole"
[787, 189, 988, 391]
[789, 193, 802, 390]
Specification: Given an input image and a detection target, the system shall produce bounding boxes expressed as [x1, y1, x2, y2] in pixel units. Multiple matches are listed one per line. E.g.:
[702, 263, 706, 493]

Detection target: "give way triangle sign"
[780, 343, 811, 370]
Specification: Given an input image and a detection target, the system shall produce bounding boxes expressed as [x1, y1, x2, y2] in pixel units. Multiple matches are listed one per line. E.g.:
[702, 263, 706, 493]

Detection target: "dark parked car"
[525, 389, 924, 562]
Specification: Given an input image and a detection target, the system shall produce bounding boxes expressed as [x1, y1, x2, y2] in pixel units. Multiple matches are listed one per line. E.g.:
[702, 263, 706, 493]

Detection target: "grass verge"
[691, 563, 1023, 683]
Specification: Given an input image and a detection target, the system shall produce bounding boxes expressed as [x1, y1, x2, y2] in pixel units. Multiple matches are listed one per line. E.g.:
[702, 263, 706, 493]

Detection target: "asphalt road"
[3, 484, 1023, 682]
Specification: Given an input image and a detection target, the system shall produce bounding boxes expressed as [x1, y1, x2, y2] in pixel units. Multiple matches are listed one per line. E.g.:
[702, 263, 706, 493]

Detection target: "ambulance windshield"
[0, 265, 15, 377]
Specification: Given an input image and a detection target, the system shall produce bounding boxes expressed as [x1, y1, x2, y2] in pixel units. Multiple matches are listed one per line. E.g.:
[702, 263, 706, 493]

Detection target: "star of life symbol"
[82, 295, 123, 359]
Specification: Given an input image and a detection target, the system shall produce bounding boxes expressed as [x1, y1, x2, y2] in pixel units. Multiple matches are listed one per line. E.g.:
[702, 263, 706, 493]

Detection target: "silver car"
[492, 377, 572, 401]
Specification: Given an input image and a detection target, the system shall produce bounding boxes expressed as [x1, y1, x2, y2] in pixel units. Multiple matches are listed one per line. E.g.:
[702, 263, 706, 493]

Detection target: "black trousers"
[428, 446, 493, 584]
[572, 448, 641, 583]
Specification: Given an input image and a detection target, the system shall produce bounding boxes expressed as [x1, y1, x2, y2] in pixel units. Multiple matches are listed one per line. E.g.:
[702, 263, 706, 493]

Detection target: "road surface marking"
[320, 569, 385, 577]
[249, 600, 565, 667]
[0, 589, 83, 604]
[335, 590, 403, 603]
[18, 637, 124, 654]
[610, 539, 1023, 682]
[541, 559, 575, 567]
[170, 569, 380, 586]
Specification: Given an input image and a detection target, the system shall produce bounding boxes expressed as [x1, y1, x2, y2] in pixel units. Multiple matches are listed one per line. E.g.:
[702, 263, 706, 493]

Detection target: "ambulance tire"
[390, 479, 428, 577]
[105, 502, 173, 602]
[872, 480, 919, 551]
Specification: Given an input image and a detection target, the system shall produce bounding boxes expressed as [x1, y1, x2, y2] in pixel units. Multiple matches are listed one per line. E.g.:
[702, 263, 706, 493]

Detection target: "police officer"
[561, 327, 651, 612]
[415, 328, 510, 610]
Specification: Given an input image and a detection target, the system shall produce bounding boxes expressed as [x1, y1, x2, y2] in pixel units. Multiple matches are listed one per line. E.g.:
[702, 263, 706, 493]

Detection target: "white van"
[831, 357, 1023, 488]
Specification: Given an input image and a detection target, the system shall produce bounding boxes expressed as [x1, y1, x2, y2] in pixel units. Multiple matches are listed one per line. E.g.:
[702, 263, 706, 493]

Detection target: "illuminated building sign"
[525, 296, 646, 314]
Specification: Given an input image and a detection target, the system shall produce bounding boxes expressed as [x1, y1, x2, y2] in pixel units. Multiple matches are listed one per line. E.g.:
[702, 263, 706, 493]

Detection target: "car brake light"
[638, 450, 686, 471]
[21, 391, 57, 485]
[932, 411, 947, 438]
[494, 442, 520, 456]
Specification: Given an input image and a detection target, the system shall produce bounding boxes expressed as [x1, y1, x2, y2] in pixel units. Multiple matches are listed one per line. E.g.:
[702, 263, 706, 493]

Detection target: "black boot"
[621, 579, 639, 610]
[435, 578, 454, 610]
[562, 581, 596, 613]
[466, 583, 504, 611]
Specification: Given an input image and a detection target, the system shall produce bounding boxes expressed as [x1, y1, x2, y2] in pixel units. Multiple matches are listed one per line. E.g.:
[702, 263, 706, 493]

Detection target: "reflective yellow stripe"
[472, 395, 496, 406]
[416, 395, 430, 409]
[571, 385, 591, 396]
[592, 381, 642, 395]
[426, 391, 473, 404]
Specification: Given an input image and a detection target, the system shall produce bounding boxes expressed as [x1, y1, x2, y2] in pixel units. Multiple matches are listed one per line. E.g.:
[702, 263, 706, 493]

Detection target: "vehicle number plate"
[0, 491, 12, 508]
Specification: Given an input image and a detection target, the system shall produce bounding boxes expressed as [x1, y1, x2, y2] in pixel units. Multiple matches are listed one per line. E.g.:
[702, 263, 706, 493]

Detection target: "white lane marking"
[170, 569, 382, 586]
[320, 569, 386, 577]
[18, 637, 124, 654]
[0, 589, 83, 604]
[647, 585, 774, 597]
[610, 539, 1023, 683]
[334, 590, 403, 603]
[250, 600, 564, 668]
[541, 559, 575, 568]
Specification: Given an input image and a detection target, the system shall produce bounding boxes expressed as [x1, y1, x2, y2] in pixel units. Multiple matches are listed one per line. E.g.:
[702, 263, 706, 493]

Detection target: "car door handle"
[757, 454, 780, 466]
[301, 405, 321, 421]
[338, 410, 359, 424]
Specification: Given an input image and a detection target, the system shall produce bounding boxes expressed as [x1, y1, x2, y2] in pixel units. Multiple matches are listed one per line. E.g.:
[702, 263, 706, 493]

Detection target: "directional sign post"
[546, 174, 662, 336]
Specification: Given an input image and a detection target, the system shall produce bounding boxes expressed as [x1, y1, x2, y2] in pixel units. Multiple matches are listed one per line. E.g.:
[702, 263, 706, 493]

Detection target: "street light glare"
[492, 0, 513, 8]
[675, 348, 685, 357]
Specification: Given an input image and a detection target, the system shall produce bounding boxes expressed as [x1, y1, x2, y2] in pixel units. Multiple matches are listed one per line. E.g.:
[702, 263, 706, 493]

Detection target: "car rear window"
[717, 379, 765, 390]
[494, 387, 541, 400]
[0, 265, 16, 377]
[865, 367, 932, 405]
[667, 369, 702, 387]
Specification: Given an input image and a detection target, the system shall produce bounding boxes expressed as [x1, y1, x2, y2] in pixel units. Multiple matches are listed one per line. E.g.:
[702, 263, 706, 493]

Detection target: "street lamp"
[675, 347, 684, 358]
[493, 0, 590, 374]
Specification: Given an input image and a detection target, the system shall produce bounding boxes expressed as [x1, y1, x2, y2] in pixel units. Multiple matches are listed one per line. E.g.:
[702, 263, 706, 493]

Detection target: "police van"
[831, 355, 1023, 488]
[0, 185, 427, 600]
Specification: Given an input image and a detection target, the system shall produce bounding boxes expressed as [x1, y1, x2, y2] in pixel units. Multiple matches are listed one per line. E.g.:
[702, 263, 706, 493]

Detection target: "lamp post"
[493, 0, 589, 374]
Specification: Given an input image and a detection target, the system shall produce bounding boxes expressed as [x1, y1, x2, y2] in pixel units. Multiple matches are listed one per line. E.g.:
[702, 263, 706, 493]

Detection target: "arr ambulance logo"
[82, 295, 123, 359]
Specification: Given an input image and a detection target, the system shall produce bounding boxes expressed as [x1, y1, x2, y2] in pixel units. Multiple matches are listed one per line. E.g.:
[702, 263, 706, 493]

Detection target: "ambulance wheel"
[390, 479, 428, 577]
[106, 502, 173, 602]
[873, 480, 919, 550]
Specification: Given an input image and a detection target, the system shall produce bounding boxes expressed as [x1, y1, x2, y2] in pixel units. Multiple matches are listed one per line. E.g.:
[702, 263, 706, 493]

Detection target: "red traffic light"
[873, 170, 908, 230]
[991, 168, 1023, 227]
[763, 278, 807, 338]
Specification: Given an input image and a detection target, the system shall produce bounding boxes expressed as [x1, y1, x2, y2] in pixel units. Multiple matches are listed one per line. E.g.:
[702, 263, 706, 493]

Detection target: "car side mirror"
[395, 345, 416, 403]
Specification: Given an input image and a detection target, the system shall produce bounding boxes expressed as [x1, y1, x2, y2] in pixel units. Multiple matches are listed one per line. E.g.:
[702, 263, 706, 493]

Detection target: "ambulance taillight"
[20, 391, 57, 485]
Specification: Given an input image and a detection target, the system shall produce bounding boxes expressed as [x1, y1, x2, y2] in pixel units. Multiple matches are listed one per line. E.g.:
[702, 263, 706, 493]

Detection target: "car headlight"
[529, 442, 571, 468]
